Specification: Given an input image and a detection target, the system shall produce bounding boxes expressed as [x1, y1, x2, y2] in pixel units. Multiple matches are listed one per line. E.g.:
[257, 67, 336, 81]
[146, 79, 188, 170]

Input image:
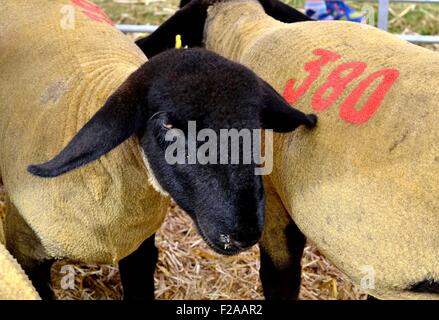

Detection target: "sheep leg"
[23, 259, 55, 300]
[259, 177, 306, 300]
[4, 200, 55, 299]
[119, 234, 158, 300]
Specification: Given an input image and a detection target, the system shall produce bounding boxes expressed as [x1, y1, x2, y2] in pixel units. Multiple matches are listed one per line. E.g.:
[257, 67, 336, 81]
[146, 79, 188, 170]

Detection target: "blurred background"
[96, 0, 439, 49]
[3, 0, 437, 300]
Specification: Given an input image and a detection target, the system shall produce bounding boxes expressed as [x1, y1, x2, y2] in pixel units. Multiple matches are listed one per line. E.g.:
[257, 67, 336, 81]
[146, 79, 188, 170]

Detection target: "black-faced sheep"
[0, 0, 315, 299]
[139, 0, 439, 300]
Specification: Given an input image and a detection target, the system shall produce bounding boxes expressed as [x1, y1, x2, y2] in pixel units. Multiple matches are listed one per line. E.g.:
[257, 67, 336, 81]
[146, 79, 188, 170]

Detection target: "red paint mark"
[339, 69, 400, 124]
[71, 0, 114, 25]
[312, 61, 367, 112]
[81, 10, 114, 25]
[282, 48, 400, 125]
[71, 0, 100, 11]
[283, 49, 341, 104]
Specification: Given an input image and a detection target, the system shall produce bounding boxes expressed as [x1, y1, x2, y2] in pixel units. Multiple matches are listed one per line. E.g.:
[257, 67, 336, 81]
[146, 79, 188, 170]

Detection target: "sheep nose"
[219, 234, 259, 251]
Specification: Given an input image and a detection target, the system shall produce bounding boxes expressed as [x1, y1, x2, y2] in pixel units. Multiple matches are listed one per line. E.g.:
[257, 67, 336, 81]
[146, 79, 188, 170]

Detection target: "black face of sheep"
[28, 48, 316, 255]
[136, 0, 311, 58]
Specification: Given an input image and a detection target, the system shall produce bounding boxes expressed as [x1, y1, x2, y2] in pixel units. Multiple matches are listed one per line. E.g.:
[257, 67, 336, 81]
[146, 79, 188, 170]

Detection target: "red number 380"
[283, 49, 400, 125]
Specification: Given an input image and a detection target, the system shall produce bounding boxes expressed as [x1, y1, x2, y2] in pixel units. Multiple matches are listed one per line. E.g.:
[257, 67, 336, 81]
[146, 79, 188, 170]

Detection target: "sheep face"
[28, 48, 316, 255]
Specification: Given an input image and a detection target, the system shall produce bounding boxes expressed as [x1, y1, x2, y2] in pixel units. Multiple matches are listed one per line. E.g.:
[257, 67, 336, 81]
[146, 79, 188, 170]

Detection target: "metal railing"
[116, 0, 439, 44]
[116, 24, 158, 33]
[355, 0, 439, 42]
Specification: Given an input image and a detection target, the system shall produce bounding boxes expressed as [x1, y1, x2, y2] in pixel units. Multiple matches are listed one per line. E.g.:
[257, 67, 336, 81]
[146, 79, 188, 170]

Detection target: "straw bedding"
[0, 185, 366, 299]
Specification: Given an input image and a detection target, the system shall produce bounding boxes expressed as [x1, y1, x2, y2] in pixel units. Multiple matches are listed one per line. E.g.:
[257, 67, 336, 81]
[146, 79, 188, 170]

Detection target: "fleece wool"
[0, 241, 40, 300]
[0, 230, 40, 300]
[205, 0, 439, 299]
[0, 209, 39, 300]
[0, 0, 169, 264]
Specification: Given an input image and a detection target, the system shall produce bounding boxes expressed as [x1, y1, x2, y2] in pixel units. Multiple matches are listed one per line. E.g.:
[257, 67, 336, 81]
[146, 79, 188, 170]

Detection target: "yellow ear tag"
[175, 34, 183, 49]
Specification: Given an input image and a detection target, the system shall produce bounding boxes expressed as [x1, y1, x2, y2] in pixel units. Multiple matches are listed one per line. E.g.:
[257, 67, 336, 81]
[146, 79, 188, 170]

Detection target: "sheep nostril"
[220, 234, 258, 250]
[219, 234, 233, 250]
[219, 234, 259, 251]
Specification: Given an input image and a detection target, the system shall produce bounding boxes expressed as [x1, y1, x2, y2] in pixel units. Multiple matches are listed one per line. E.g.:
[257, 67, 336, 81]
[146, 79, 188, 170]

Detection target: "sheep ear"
[27, 78, 147, 178]
[135, 0, 207, 58]
[179, 0, 192, 8]
[260, 80, 317, 132]
[258, 0, 313, 23]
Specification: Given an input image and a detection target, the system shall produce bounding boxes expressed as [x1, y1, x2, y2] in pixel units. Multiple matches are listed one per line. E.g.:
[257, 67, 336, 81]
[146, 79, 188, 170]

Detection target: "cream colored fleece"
[0, 213, 40, 300]
[0, 202, 39, 300]
[0, 242, 41, 300]
[0, 0, 169, 264]
[205, 0, 439, 299]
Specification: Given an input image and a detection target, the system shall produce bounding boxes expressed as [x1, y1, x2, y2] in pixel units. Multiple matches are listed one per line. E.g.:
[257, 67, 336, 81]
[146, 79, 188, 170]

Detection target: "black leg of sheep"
[259, 178, 306, 300]
[119, 234, 158, 300]
[260, 225, 305, 300]
[4, 200, 55, 300]
[25, 259, 55, 300]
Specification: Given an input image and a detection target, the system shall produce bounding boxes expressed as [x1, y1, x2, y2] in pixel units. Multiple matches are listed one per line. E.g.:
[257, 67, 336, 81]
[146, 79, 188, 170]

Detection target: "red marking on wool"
[71, 0, 114, 26]
[283, 49, 341, 104]
[312, 61, 367, 112]
[282, 48, 400, 125]
[339, 69, 400, 124]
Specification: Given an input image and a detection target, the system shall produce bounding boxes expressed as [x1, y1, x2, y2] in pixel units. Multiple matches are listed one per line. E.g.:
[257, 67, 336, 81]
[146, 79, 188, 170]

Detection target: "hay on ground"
[0, 185, 367, 299]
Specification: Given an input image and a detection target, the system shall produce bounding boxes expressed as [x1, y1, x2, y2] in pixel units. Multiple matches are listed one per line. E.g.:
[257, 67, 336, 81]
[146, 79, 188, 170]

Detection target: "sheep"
[139, 0, 439, 299]
[0, 0, 316, 299]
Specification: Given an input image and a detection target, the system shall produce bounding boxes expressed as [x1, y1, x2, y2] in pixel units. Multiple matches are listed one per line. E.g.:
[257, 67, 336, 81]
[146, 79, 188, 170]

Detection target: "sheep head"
[28, 48, 316, 255]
